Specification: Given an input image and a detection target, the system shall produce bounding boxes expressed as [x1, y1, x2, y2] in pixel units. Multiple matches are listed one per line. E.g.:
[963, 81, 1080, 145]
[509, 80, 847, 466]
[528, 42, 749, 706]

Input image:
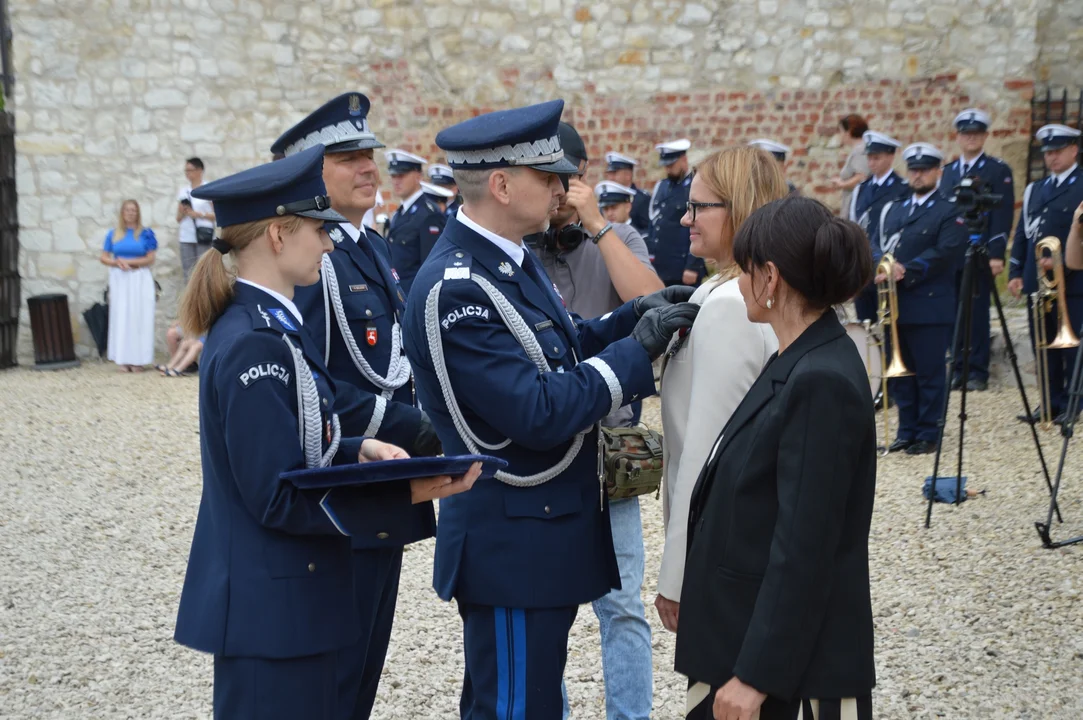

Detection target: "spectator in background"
[156, 323, 203, 377]
[99, 199, 157, 372]
[176, 157, 216, 283]
[834, 114, 870, 219]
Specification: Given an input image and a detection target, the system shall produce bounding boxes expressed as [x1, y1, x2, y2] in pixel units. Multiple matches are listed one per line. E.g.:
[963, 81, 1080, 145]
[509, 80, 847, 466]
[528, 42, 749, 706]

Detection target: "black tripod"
[925, 213, 1061, 528]
[1035, 314, 1083, 548]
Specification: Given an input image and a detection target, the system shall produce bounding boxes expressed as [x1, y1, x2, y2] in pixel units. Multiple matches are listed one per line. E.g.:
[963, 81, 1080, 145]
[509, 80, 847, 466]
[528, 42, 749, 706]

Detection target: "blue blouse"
[104, 228, 158, 259]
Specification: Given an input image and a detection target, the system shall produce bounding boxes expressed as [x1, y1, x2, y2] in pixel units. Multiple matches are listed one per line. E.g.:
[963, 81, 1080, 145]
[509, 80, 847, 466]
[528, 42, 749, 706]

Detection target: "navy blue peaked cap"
[192, 145, 346, 228]
[270, 92, 385, 157]
[435, 99, 578, 174]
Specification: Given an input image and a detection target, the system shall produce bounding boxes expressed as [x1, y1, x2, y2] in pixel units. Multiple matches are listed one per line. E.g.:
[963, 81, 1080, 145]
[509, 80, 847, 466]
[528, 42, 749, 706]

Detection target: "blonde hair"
[693, 147, 788, 281]
[114, 199, 144, 241]
[178, 215, 307, 338]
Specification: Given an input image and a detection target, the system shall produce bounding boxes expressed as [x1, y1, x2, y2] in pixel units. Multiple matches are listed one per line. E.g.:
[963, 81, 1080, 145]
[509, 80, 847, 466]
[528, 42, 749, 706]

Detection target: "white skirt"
[107, 266, 156, 365]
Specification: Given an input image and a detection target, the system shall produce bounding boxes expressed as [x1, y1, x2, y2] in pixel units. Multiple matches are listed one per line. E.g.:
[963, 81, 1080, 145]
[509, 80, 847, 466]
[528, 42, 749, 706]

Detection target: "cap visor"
[299, 207, 348, 223]
[528, 156, 581, 174]
[326, 138, 385, 153]
[1040, 142, 1075, 152]
[906, 162, 940, 170]
[659, 156, 681, 166]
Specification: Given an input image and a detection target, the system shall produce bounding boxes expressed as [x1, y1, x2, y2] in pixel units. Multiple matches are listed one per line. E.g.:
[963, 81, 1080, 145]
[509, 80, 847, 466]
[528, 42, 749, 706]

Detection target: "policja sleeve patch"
[440, 305, 491, 331]
[237, 363, 292, 388]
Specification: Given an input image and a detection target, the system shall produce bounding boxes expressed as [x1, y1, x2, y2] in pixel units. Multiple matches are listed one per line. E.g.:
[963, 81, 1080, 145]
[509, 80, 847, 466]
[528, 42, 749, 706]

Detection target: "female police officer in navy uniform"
[173, 144, 479, 720]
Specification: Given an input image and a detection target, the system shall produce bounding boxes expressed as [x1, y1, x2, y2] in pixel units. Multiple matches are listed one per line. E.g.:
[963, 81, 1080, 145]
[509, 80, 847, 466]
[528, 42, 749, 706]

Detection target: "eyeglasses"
[685, 201, 727, 222]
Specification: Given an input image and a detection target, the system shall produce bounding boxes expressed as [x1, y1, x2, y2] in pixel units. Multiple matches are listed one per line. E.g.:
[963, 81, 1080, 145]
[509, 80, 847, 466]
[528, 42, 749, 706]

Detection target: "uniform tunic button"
[377, 532, 389, 540]
[544, 505, 551, 514]
[308, 563, 316, 572]
[365, 309, 373, 317]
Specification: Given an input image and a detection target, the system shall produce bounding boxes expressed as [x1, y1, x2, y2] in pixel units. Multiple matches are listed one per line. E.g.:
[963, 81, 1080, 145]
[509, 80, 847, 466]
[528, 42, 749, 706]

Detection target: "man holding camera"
[532, 122, 665, 720]
[941, 109, 1015, 392]
[175, 157, 216, 284]
[403, 100, 700, 719]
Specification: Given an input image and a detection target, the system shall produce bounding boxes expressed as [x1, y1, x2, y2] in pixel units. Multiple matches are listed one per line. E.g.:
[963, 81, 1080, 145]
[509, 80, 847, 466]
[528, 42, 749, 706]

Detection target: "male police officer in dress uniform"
[940, 108, 1015, 392]
[385, 149, 447, 294]
[748, 138, 799, 195]
[1009, 124, 1083, 424]
[430, 163, 462, 218]
[875, 143, 967, 454]
[852, 131, 910, 322]
[422, 180, 457, 213]
[648, 139, 705, 286]
[402, 99, 700, 719]
[604, 151, 652, 236]
[532, 122, 664, 720]
[271, 94, 439, 720]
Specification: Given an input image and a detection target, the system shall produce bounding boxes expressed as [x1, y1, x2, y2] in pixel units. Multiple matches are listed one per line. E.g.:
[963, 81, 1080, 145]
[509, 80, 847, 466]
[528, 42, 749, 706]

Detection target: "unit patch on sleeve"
[237, 363, 291, 388]
[441, 305, 491, 331]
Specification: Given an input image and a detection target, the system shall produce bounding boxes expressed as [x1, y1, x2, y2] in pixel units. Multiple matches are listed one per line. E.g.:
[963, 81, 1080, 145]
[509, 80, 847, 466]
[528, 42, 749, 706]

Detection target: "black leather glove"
[633, 285, 697, 317]
[632, 303, 701, 361]
[411, 410, 443, 457]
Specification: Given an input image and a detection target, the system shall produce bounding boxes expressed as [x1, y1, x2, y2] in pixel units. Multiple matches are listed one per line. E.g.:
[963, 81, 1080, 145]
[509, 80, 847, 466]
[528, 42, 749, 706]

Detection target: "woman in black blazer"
[677, 196, 877, 720]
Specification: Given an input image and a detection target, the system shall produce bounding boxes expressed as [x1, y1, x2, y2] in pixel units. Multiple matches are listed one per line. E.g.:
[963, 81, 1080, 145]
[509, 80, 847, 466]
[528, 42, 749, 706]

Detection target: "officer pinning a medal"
[852, 131, 910, 322]
[385, 149, 448, 294]
[940, 108, 1015, 392]
[401, 99, 700, 718]
[648, 138, 706, 286]
[604, 151, 652, 236]
[1009, 123, 1083, 424]
[172, 145, 479, 720]
[748, 138, 799, 195]
[428, 163, 461, 218]
[270, 93, 444, 719]
[874, 142, 967, 454]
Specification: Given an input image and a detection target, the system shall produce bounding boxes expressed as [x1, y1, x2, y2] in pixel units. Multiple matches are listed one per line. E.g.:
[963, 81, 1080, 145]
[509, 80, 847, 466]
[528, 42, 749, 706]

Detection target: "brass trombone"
[871, 253, 913, 455]
[1031, 236, 1080, 428]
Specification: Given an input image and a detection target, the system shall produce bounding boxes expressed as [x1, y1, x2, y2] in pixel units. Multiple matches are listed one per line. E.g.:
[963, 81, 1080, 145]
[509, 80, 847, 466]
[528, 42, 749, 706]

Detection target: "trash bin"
[27, 294, 81, 370]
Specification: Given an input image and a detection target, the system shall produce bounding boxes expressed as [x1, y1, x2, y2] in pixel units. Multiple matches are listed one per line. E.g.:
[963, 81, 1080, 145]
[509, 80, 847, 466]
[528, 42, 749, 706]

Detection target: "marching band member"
[172, 145, 478, 720]
[1009, 124, 1083, 424]
[270, 94, 442, 720]
[941, 108, 1015, 392]
[875, 143, 966, 454]
[852, 132, 909, 323]
[402, 99, 699, 719]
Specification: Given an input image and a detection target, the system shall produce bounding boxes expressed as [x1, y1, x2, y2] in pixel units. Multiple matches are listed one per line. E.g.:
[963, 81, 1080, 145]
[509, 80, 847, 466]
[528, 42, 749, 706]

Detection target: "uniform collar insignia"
[498, 261, 515, 276]
[269, 307, 297, 332]
[329, 227, 345, 244]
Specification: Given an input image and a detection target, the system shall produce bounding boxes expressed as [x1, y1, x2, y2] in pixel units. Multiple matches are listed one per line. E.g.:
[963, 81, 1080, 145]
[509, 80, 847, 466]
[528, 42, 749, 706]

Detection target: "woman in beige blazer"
[656, 147, 789, 632]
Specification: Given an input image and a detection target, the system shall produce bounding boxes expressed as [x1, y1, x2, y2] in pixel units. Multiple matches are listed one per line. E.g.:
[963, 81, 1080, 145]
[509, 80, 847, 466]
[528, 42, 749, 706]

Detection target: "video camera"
[952, 176, 1002, 236]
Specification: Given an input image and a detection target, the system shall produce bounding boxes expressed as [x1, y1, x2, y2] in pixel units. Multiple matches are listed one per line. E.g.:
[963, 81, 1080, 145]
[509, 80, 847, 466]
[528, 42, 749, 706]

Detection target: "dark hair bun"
[733, 196, 873, 311]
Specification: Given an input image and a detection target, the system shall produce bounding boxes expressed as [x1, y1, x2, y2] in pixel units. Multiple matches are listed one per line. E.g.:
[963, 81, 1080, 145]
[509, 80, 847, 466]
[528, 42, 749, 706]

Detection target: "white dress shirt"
[237, 278, 303, 326]
[456, 207, 525, 266]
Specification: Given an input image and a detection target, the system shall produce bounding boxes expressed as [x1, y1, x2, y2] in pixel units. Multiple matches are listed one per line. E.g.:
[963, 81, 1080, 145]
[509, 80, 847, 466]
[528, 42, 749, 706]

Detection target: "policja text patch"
[441, 305, 490, 331]
[238, 363, 291, 388]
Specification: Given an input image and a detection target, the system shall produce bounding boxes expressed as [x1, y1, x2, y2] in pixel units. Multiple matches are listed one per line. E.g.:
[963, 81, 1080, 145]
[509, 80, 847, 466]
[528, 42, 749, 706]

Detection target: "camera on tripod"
[952, 176, 1002, 228]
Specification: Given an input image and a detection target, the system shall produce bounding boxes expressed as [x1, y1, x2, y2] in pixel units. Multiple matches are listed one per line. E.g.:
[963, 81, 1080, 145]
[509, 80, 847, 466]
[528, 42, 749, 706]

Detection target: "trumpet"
[871, 253, 913, 455]
[1032, 236, 1080, 428]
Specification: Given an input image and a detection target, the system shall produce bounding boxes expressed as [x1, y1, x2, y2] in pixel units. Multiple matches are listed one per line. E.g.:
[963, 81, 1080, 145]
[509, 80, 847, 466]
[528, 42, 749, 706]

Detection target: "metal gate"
[0, 0, 16, 369]
[1027, 87, 1083, 186]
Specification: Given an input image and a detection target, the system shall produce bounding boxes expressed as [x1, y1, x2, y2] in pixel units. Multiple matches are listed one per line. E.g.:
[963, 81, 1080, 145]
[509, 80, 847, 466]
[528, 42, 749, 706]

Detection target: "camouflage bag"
[601, 426, 664, 500]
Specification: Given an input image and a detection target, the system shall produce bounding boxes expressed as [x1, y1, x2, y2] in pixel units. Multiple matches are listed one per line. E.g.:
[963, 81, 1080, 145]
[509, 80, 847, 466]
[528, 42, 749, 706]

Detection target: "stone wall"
[8, 0, 1072, 361]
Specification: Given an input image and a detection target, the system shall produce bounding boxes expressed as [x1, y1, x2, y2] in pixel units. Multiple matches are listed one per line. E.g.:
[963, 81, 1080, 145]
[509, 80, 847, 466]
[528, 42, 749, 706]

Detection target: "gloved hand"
[632, 303, 701, 361]
[411, 410, 443, 458]
[633, 285, 697, 317]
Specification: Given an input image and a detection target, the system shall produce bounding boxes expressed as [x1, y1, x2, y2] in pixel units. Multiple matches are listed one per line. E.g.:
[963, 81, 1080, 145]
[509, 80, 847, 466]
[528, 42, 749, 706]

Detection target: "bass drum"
[844, 320, 881, 400]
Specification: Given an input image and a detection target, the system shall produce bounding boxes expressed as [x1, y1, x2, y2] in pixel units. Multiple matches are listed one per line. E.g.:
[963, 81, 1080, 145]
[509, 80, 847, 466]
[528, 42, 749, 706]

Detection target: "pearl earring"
[766, 298, 774, 309]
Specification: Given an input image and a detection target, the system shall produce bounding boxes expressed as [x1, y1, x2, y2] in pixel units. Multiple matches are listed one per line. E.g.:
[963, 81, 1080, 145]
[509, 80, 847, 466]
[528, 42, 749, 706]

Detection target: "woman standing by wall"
[834, 114, 870, 219]
[655, 147, 788, 633]
[99, 199, 157, 372]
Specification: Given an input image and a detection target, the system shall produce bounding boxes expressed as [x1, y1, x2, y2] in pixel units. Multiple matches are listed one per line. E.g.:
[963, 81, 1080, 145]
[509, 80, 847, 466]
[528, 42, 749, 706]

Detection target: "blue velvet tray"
[281, 454, 507, 489]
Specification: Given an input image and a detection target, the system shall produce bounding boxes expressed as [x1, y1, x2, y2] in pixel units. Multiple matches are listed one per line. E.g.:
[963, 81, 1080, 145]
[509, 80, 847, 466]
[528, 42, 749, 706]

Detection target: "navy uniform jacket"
[875, 191, 968, 324]
[402, 217, 658, 609]
[445, 198, 462, 220]
[851, 171, 910, 261]
[647, 173, 705, 284]
[388, 195, 447, 295]
[1009, 165, 1083, 296]
[940, 153, 1015, 260]
[630, 183, 651, 236]
[174, 283, 420, 659]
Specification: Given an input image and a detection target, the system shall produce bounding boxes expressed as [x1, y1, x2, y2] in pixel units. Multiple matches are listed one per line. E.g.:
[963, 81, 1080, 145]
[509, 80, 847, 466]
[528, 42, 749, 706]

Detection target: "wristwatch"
[590, 222, 614, 244]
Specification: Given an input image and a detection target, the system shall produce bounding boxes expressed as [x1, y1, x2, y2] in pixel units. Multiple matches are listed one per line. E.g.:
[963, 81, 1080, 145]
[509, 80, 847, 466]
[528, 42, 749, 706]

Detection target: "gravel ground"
[1, 362, 1081, 719]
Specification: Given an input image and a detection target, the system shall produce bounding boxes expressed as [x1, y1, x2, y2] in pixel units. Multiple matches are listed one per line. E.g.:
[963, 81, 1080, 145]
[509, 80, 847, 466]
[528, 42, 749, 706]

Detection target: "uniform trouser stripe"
[494, 607, 527, 720]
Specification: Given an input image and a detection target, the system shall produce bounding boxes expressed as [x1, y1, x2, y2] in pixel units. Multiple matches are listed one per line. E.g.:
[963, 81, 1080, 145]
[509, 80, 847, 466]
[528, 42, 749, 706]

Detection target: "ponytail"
[178, 215, 309, 338]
